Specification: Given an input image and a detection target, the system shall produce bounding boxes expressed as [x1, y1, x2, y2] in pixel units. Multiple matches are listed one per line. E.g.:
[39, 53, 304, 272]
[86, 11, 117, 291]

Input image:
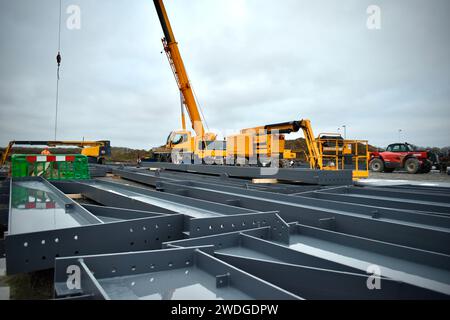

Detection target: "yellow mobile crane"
[152, 0, 301, 165]
[153, 0, 217, 164]
[152, 0, 369, 178]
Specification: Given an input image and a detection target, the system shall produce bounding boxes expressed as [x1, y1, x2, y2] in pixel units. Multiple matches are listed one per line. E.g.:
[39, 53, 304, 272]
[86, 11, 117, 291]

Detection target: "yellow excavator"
[151, 0, 369, 178]
[0, 140, 111, 166]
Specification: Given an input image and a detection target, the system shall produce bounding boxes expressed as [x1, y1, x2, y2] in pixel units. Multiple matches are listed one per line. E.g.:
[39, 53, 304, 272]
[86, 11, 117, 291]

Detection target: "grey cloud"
[0, 0, 449, 149]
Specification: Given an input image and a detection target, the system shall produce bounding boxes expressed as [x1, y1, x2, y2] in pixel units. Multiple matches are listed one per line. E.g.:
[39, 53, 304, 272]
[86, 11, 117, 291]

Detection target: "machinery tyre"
[421, 160, 432, 174]
[404, 158, 420, 174]
[369, 158, 384, 172]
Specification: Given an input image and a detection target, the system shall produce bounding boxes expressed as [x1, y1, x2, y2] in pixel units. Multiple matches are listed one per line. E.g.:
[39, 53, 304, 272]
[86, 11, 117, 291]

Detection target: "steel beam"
[320, 185, 450, 205]
[164, 227, 450, 297]
[303, 190, 450, 214]
[362, 183, 450, 194]
[155, 180, 450, 255]
[6, 178, 186, 275]
[188, 211, 290, 243]
[171, 180, 450, 228]
[55, 180, 256, 218]
[114, 167, 323, 194]
[292, 223, 450, 274]
[164, 229, 365, 275]
[216, 253, 447, 299]
[82, 204, 167, 220]
[54, 247, 301, 300]
[110, 168, 450, 228]
[77, 259, 111, 299]
[9, 177, 103, 236]
[141, 162, 353, 185]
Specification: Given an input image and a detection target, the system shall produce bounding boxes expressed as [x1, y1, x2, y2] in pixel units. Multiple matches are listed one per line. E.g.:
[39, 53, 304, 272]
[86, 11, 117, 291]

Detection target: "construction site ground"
[368, 170, 450, 183]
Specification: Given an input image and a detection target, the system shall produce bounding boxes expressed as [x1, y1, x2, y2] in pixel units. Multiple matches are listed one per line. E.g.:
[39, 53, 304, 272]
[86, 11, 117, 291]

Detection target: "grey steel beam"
[141, 162, 353, 185]
[54, 246, 301, 300]
[53, 180, 176, 215]
[57, 180, 256, 218]
[155, 180, 450, 255]
[5, 212, 185, 274]
[239, 232, 365, 274]
[164, 229, 366, 275]
[9, 177, 103, 236]
[164, 180, 450, 229]
[292, 224, 450, 273]
[167, 226, 450, 288]
[195, 249, 301, 300]
[216, 253, 448, 299]
[70, 181, 298, 240]
[164, 228, 450, 297]
[78, 259, 111, 300]
[115, 167, 323, 194]
[304, 190, 450, 214]
[58, 181, 248, 216]
[82, 204, 167, 220]
[54, 246, 205, 282]
[322, 185, 450, 204]
[288, 224, 450, 295]
[366, 184, 450, 194]
[188, 211, 290, 243]
[112, 168, 168, 187]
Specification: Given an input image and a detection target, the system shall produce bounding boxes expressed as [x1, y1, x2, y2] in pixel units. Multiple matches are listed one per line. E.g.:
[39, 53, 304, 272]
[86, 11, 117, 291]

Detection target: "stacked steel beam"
[3, 165, 450, 300]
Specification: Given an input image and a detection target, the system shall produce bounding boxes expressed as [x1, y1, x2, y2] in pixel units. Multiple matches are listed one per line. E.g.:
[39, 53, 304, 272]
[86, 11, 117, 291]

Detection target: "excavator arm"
[299, 120, 323, 169]
[240, 120, 323, 169]
[240, 121, 302, 135]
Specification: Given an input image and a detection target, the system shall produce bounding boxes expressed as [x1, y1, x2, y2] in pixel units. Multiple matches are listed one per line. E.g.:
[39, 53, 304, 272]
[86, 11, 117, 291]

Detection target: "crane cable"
[190, 82, 210, 132]
[54, 0, 62, 140]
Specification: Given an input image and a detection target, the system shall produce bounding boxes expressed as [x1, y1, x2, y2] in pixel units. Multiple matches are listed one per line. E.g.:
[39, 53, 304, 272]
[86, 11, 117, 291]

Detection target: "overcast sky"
[0, 0, 449, 149]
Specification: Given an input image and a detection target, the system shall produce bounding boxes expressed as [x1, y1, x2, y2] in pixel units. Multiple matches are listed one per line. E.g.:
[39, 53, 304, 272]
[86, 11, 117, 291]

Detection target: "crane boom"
[153, 0, 206, 138]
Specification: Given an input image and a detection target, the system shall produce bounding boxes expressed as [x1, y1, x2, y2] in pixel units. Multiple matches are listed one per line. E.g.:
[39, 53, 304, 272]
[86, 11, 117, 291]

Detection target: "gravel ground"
[360, 170, 450, 188]
[368, 170, 450, 182]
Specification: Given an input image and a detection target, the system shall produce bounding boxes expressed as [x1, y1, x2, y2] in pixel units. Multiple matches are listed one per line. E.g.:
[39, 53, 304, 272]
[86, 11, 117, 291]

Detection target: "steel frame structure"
[114, 167, 327, 194]
[54, 246, 300, 300]
[163, 228, 449, 298]
[5, 177, 186, 274]
[115, 168, 450, 229]
[153, 180, 450, 254]
[2, 165, 450, 300]
[140, 162, 353, 185]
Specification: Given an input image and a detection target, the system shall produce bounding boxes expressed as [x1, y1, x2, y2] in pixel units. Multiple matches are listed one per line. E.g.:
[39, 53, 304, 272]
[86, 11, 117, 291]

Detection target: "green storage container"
[11, 154, 90, 180]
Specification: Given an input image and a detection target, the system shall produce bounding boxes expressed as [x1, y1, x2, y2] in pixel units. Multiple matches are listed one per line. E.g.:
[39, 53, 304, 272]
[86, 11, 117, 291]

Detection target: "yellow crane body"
[152, 0, 369, 179]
